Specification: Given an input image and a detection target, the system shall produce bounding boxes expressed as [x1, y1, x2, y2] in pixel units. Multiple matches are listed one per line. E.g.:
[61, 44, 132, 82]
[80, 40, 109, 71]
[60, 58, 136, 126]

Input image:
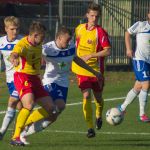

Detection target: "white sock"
[0, 107, 16, 134]
[21, 119, 51, 137]
[139, 89, 148, 116]
[121, 89, 139, 111]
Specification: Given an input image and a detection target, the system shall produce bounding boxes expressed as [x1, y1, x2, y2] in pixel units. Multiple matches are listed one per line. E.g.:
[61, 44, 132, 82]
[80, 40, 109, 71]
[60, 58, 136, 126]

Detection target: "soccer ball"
[106, 107, 124, 126]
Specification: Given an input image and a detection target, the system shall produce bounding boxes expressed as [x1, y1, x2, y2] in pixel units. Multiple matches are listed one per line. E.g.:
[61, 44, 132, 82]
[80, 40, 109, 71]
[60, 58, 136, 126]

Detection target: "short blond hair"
[4, 16, 20, 27]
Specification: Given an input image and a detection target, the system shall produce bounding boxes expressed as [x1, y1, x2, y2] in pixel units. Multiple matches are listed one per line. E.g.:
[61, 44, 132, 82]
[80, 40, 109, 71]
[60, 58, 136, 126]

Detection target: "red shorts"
[14, 72, 49, 100]
[77, 75, 104, 92]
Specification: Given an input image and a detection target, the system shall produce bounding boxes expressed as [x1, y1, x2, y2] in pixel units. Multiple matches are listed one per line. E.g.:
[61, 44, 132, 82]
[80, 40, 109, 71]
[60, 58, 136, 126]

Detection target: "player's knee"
[24, 104, 34, 111]
[134, 87, 141, 93]
[8, 98, 19, 108]
[56, 105, 66, 114]
[47, 107, 58, 122]
[16, 101, 23, 110]
[83, 95, 91, 100]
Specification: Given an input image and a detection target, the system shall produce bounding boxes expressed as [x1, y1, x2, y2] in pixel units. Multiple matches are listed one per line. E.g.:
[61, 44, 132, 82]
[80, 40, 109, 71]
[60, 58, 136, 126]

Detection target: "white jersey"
[0, 35, 22, 83]
[42, 41, 75, 87]
[128, 21, 150, 64]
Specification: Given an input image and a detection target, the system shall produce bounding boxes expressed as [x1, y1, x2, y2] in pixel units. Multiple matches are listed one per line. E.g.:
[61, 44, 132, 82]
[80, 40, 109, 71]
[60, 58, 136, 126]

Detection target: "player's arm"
[125, 21, 140, 58]
[73, 56, 102, 78]
[81, 47, 111, 62]
[81, 29, 111, 61]
[9, 52, 19, 67]
[10, 41, 24, 67]
[125, 31, 133, 58]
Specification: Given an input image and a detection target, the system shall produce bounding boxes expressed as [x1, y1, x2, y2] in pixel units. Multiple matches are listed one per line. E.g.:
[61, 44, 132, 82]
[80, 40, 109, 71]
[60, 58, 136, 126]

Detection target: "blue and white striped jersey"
[42, 41, 75, 87]
[128, 21, 150, 64]
[0, 35, 22, 83]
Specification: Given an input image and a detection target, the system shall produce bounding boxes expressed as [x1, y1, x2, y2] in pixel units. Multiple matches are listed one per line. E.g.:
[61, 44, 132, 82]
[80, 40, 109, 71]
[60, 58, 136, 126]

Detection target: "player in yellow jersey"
[10, 21, 57, 146]
[72, 2, 111, 138]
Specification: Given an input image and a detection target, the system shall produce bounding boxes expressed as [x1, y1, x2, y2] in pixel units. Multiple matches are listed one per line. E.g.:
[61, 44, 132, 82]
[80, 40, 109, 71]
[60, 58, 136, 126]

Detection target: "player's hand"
[11, 58, 20, 67]
[9, 53, 20, 67]
[80, 54, 92, 62]
[126, 49, 133, 58]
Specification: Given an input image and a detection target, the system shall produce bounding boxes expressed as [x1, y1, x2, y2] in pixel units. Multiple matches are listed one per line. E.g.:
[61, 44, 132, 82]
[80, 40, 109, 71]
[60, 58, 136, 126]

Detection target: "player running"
[0, 16, 22, 139]
[118, 11, 150, 122]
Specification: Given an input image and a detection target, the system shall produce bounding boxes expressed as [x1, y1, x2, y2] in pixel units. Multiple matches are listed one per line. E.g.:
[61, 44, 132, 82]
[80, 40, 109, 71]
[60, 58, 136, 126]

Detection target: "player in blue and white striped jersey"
[118, 11, 150, 122]
[0, 16, 23, 139]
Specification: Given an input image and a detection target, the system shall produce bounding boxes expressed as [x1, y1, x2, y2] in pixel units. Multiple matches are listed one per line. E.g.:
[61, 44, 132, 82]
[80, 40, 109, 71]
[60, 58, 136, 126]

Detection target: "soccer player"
[10, 21, 57, 146]
[0, 16, 23, 139]
[118, 11, 150, 122]
[18, 26, 102, 144]
[72, 3, 111, 138]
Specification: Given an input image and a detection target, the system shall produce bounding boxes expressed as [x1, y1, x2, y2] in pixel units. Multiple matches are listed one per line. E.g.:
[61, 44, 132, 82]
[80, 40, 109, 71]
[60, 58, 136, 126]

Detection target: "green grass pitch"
[0, 71, 150, 150]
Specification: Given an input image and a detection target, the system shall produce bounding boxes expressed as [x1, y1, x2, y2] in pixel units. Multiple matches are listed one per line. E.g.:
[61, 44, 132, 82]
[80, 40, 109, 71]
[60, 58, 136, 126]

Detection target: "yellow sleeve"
[75, 24, 83, 38]
[12, 40, 24, 56]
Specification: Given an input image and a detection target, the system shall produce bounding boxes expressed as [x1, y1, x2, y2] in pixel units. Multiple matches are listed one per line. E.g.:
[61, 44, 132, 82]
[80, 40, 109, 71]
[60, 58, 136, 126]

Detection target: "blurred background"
[0, 0, 150, 71]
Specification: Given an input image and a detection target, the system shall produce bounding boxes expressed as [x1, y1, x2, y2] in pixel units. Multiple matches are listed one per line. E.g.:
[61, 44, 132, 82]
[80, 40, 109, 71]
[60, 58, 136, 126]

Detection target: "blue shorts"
[7, 82, 19, 99]
[44, 83, 68, 103]
[132, 59, 150, 81]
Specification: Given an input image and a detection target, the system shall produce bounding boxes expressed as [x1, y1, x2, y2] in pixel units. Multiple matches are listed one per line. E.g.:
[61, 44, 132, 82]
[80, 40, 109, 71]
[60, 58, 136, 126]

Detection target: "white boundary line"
[0, 96, 125, 114]
[44, 130, 150, 136]
[0, 94, 149, 114]
[67, 96, 126, 106]
[7, 128, 150, 136]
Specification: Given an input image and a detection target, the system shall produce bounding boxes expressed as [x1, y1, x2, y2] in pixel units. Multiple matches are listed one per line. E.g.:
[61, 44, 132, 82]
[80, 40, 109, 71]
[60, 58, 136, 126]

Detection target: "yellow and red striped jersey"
[72, 23, 111, 76]
[12, 36, 42, 75]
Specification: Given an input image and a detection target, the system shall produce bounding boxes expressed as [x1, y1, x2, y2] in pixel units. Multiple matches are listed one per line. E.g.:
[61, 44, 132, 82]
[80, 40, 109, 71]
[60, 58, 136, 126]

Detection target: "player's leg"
[21, 99, 65, 143]
[0, 82, 21, 140]
[82, 89, 95, 138]
[77, 75, 95, 138]
[119, 80, 141, 112]
[139, 80, 150, 122]
[11, 93, 34, 142]
[21, 83, 67, 142]
[0, 97, 19, 139]
[133, 60, 150, 122]
[23, 83, 68, 125]
[11, 73, 38, 146]
[93, 92, 103, 130]
[92, 77, 104, 130]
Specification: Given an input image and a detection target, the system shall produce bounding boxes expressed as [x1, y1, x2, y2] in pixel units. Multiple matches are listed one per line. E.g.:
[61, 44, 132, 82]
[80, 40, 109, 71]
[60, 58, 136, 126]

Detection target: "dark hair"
[87, 2, 101, 13]
[29, 21, 46, 35]
[56, 26, 72, 38]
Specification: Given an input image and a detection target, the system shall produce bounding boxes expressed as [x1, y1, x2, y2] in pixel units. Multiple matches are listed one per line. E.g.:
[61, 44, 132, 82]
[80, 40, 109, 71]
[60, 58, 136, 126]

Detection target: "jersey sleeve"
[12, 41, 24, 56]
[75, 24, 83, 48]
[42, 43, 52, 56]
[42, 44, 48, 56]
[98, 28, 111, 49]
[127, 21, 141, 34]
[75, 24, 81, 38]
